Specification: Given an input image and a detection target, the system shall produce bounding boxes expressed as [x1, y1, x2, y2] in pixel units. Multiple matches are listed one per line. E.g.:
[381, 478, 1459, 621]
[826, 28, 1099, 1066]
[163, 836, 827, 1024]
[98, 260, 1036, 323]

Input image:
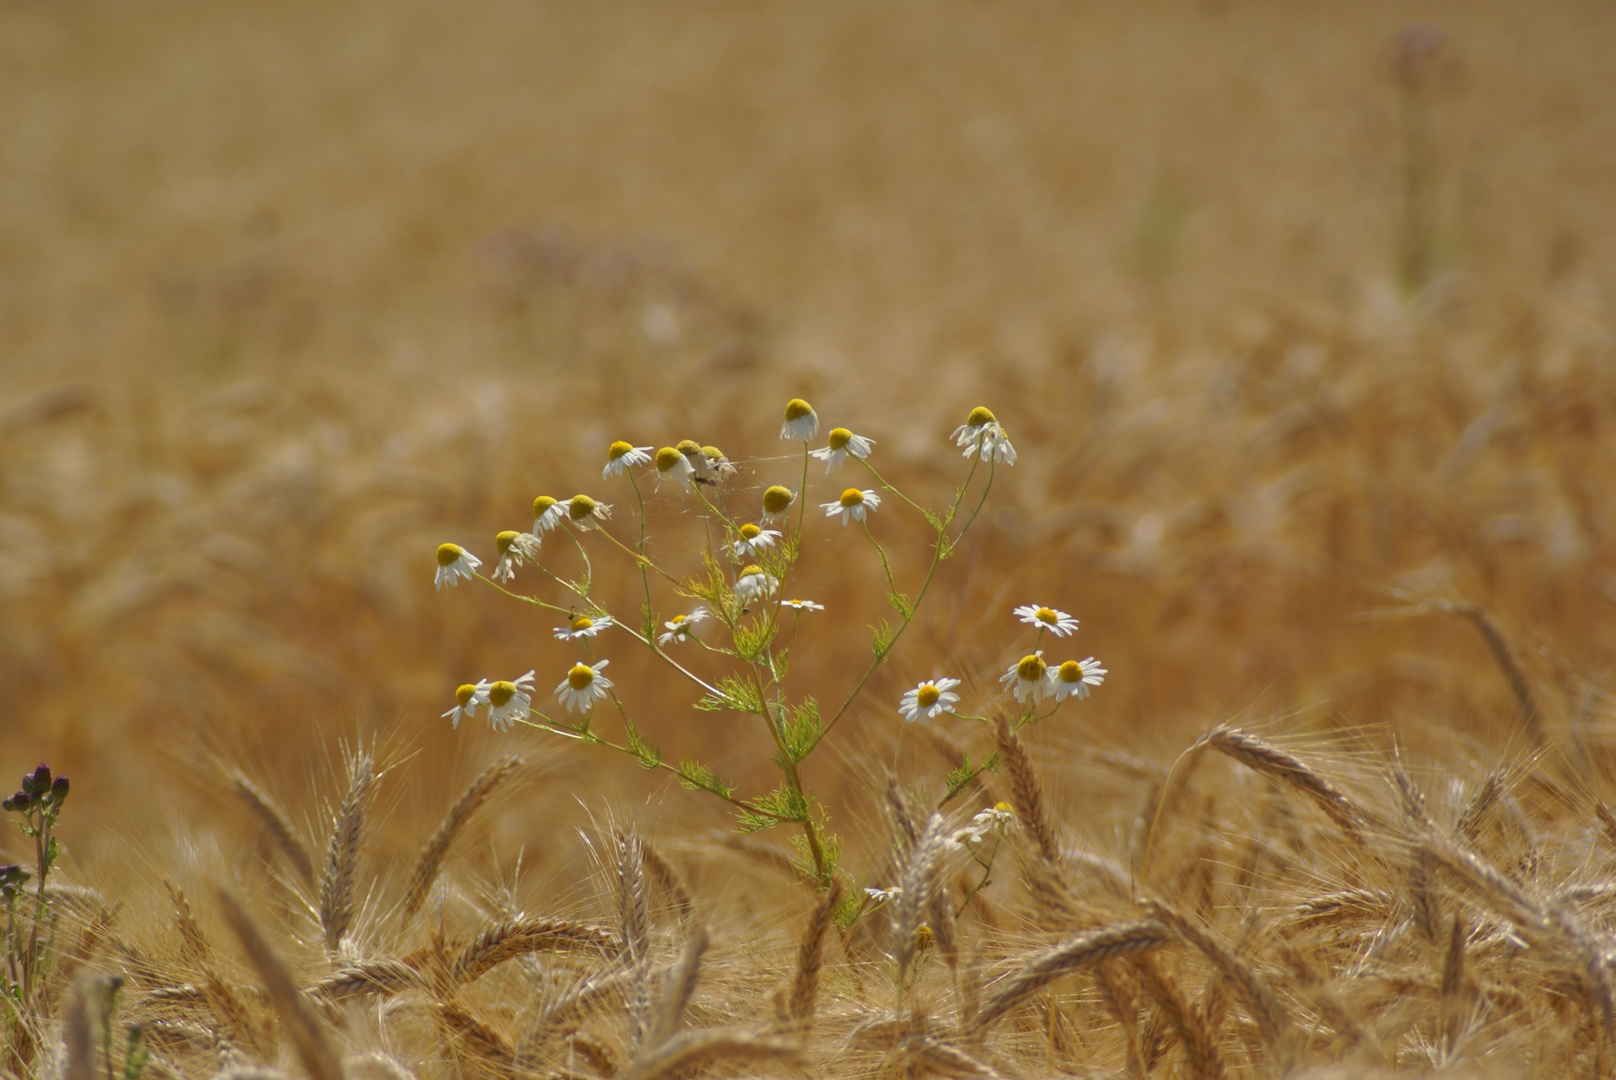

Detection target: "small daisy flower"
[657, 607, 709, 646]
[864, 885, 902, 905]
[779, 598, 825, 612]
[1051, 658, 1107, 702]
[952, 405, 1017, 465]
[655, 447, 696, 490]
[822, 488, 881, 526]
[1014, 604, 1080, 637]
[760, 485, 796, 525]
[554, 613, 613, 641]
[946, 824, 989, 850]
[898, 677, 961, 723]
[532, 496, 566, 534]
[728, 522, 782, 560]
[567, 494, 612, 531]
[736, 564, 779, 602]
[486, 671, 536, 732]
[442, 681, 490, 729]
[702, 445, 738, 479]
[809, 427, 875, 473]
[1000, 651, 1052, 703]
[556, 658, 612, 713]
[435, 543, 482, 589]
[602, 441, 652, 479]
[492, 530, 542, 583]
[972, 802, 1018, 834]
[780, 397, 819, 441]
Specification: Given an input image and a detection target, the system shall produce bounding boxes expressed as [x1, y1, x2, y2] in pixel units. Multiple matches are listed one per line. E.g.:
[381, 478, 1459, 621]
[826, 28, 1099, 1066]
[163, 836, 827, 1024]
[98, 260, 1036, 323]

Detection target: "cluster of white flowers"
[947, 802, 1019, 849]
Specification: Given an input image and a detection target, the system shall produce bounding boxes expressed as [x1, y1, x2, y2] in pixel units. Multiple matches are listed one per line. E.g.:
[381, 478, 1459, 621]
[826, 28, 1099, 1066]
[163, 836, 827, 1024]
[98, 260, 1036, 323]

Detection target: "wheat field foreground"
[4, 2, 1616, 1079]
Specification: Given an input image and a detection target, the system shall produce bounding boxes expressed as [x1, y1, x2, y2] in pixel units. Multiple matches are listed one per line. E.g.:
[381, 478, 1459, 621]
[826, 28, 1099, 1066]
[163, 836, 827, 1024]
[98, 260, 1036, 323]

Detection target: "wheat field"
[4, 2, 1616, 1078]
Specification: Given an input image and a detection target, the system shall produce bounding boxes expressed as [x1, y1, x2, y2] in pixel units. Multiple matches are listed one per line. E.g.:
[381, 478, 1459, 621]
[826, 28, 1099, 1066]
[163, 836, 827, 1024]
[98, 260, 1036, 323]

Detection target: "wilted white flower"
[657, 607, 708, 646]
[864, 885, 902, 905]
[1014, 604, 1079, 637]
[556, 659, 612, 713]
[486, 671, 536, 732]
[898, 678, 961, 723]
[532, 496, 566, 534]
[442, 681, 490, 728]
[492, 530, 542, 583]
[810, 427, 875, 473]
[952, 406, 1016, 465]
[654, 446, 696, 490]
[736, 565, 778, 602]
[701, 445, 738, 479]
[946, 824, 988, 850]
[779, 598, 824, 612]
[972, 803, 1018, 833]
[822, 488, 881, 526]
[435, 543, 481, 589]
[728, 522, 782, 560]
[566, 494, 612, 531]
[999, 651, 1052, 704]
[554, 614, 613, 641]
[1051, 658, 1107, 702]
[760, 485, 796, 525]
[780, 397, 819, 441]
[602, 441, 653, 479]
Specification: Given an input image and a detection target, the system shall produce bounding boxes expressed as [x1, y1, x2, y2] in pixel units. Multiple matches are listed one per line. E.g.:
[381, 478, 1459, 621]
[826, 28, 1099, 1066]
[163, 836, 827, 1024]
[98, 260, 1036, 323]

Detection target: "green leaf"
[641, 601, 658, 643]
[870, 619, 897, 661]
[887, 591, 914, 618]
[734, 620, 778, 663]
[695, 674, 764, 714]
[942, 751, 1000, 804]
[625, 724, 662, 771]
[676, 760, 734, 799]
[736, 785, 809, 832]
[123, 1026, 150, 1080]
[834, 884, 867, 930]
[779, 698, 821, 765]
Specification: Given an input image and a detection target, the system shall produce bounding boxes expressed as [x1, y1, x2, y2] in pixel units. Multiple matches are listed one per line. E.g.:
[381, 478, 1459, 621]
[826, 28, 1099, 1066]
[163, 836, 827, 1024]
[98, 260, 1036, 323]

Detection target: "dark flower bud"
[24, 764, 52, 796]
[2, 792, 27, 813]
[50, 776, 69, 804]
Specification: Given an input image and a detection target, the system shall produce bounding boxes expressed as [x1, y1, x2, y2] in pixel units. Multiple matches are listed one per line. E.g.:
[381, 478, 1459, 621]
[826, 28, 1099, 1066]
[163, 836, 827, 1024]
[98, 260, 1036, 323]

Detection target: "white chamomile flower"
[736, 565, 779, 602]
[602, 441, 652, 479]
[442, 681, 490, 729]
[780, 397, 819, 441]
[946, 824, 988, 850]
[556, 658, 612, 713]
[1014, 604, 1080, 637]
[435, 543, 482, 589]
[779, 598, 824, 612]
[864, 885, 902, 905]
[972, 803, 1018, 834]
[675, 440, 713, 484]
[567, 494, 612, 531]
[898, 678, 961, 723]
[810, 427, 875, 473]
[655, 446, 696, 490]
[657, 607, 708, 646]
[554, 613, 613, 641]
[822, 488, 880, 526]
[728, 523, 782, 560]
[492, 530, 542, 583]
[702, 445, 738, 479]
[760, 485, 796, 525]
[486, 671, 536, 732]
[952, 405, 1017, 466]
[532, 496, 566, 534]
[1051, 658, 1106, 702]
[1000, 651, 1052, 703]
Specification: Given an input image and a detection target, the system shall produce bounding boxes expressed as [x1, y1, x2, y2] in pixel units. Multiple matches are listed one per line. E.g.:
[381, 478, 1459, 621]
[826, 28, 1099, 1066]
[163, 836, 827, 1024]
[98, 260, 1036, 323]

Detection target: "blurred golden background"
[3, 0, 1615, 889]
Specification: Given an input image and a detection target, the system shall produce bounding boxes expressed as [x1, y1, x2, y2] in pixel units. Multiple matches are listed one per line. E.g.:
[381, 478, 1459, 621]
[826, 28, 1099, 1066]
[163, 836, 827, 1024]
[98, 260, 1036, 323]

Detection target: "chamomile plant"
[432, 400, 1106, 892]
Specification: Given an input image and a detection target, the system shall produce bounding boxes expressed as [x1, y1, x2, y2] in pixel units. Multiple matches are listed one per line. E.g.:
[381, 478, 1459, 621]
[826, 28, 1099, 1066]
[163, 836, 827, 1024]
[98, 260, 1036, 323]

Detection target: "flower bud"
[50, 776, 69, 804]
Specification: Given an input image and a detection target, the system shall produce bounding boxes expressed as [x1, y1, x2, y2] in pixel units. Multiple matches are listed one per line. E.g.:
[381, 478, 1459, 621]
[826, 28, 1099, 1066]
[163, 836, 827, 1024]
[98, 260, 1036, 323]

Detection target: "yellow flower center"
[570, 616, 594, 632]
[609, 440, 634, 460]
[783, 398, 815, 422]
[676, 439, 702, 455]
[914, 924, 933, 948]
[702, 445, 724, 460]
[496, 530, 520, 554]
[1036, 607, 1058, 624]
[533, 496, 557, 515]
[966, 405, 997, 427]
[839, 488, 864, 507]
[762, 486, 794, 515]
[916, 684, 941, 708]
[1017, 654, 1048, 681]
[827, 427, 852, 450]
[455, 684, 478, 707]
[488, 681, 517, 707]
[567, 664, 596, 691]
[436, 543, 464, 567]
[670, 614, 687, 625]
[994, 801, 1013, 814]
[739, 523, 762, 539]
[739, 565, 763, 579]
[655, 447, 684, 472]
[569, 495, 596, 519]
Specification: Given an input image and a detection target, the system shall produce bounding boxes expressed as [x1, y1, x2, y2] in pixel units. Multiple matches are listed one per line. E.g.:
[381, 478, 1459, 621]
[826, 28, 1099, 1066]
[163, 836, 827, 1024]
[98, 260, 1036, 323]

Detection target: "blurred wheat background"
[4, 1, 1616, 1076]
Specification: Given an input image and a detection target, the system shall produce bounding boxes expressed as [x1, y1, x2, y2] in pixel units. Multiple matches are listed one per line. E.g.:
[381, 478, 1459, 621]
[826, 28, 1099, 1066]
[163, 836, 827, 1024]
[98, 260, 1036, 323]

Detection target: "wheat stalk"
[789, 879, 843, 1028]
[319, 748, 374, 955]
[307, 959, 424, 1004]
[616, 1031, 802, 1080]
[230, 771, 316, 889]
[645, 922, 708, 1048]
[967, 920, 1169, 1035]
[1132, 952, 1226, 1080]
[993, 716, 1058, 864]
[450, 919, 624, 985]
[400, 754, 519, 920]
